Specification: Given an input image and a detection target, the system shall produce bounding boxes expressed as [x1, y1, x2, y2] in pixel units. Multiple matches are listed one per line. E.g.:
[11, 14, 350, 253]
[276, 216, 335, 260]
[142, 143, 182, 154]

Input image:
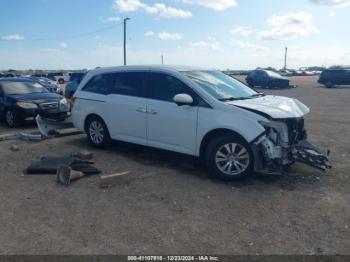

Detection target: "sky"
[0, 0, 349, 70]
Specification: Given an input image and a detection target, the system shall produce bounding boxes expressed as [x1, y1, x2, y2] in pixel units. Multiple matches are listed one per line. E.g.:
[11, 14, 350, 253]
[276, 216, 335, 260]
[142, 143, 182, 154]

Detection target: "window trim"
[149, 72, 211, 108]
[81, 73, 114, 95]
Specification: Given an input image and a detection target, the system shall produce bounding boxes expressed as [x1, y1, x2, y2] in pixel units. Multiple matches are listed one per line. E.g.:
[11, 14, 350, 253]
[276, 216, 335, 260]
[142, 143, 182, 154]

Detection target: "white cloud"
[1, 34, 25, 41]
[105, 16, 121, 22]
[114, 0, 143, 12]
[182, 0, 237, 11]
[59, 42, 68, 48]
[145, 31, 155, 37]
[153, 3, 192, 18]
[259, 12, 319, 40]
[230, 39, 268, 52]
[231, 26, 256, 37]
[114, 0, 192, 18]
[330, 10, 336, 16]
[309, 0, 350, 8]
[158, 32, 183, 40]
[189, 41, 220, 50]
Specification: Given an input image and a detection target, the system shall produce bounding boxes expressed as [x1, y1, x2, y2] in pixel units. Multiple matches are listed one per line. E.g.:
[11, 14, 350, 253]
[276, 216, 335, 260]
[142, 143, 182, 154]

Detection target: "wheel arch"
[84, 113, 107, 133]
[199, 128, 249, 160]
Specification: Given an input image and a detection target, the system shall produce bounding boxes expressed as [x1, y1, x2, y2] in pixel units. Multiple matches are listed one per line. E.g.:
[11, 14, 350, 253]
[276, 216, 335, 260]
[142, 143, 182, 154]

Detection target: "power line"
[0, 25, 118, 42]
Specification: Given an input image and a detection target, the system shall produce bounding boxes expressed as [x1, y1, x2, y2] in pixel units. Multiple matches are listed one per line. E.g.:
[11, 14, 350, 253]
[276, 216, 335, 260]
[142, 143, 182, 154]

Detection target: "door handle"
[136, 107, 147, 113]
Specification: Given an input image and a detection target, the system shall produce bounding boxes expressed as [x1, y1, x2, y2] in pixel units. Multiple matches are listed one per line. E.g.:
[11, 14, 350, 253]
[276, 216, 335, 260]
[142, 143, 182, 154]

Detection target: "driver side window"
[151, 73, 192, 103]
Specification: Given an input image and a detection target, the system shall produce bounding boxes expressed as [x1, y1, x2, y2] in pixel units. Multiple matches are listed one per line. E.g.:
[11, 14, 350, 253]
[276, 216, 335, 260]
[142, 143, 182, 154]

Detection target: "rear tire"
[325, 81, 334, 88]
[58, 79, 64, 84]
[85, 116, 111, 148]
[205, 135, 254, 181]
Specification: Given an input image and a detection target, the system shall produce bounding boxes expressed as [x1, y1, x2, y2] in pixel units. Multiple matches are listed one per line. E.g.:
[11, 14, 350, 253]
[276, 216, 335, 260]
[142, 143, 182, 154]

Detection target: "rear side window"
[111, 72, 147, 98]
[82, 74, 113, 95]
[151, 73, 192, 102]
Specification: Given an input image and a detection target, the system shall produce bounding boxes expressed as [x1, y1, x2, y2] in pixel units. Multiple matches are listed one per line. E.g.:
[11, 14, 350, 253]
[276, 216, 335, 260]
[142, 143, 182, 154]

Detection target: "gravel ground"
[0, 76, 349, 255]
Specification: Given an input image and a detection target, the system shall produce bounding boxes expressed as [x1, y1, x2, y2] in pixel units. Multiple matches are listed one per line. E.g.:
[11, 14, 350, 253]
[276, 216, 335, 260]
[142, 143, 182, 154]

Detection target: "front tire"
[86, 116, 111, 148]
[5, 109, 20, 128]
[205, 135, 254, 180]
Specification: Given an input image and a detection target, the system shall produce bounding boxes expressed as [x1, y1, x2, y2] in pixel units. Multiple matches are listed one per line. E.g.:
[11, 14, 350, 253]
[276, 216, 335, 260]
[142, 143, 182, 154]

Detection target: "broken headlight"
[59, 98, 70, 112]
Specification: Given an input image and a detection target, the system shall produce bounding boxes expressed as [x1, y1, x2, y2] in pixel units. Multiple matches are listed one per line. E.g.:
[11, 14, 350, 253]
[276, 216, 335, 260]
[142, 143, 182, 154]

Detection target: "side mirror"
[173, 94, 194, 106]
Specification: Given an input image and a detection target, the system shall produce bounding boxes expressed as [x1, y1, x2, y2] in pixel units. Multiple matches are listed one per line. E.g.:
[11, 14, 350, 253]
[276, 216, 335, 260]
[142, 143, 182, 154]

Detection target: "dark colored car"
[65, 72, 86, 98]
[246, 70, 290, 88]
[29, 77, 63, 95]
[0, 78, 70, 127]
[318, 69, 350, 88]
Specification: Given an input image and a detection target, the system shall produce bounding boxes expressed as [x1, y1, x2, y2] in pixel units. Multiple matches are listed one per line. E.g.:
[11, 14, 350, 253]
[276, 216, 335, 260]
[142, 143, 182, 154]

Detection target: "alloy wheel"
[89, 120, 104, 145]
[6, 111, 14, 127]
[215, 143, 250, 176]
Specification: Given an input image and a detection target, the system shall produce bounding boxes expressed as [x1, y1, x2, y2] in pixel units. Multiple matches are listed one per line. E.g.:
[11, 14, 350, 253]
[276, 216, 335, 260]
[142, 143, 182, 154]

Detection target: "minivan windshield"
[1, 81, 48, 95]
[183, 70, 258, 101]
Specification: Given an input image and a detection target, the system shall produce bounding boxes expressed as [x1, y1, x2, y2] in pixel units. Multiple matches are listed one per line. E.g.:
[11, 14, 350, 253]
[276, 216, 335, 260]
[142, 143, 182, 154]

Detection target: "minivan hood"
[228, 95, 310, 119]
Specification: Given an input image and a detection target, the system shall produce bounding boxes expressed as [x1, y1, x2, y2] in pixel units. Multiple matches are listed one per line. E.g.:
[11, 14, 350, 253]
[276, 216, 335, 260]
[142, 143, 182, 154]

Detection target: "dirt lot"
[0, 76, 349, 255]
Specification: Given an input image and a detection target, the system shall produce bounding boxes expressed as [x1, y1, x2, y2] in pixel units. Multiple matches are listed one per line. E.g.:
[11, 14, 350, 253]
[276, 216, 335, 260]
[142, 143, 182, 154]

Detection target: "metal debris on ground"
[99, 171, 131, 188]
[56, 165, 86, 186]
[24, 154, 101, 175]
[10, 145, 19, 152]
[36, 115, 82, 137]
[0, 132, 42, 142]
[74, 151, 94, 161]
[0, 115, 82, 143]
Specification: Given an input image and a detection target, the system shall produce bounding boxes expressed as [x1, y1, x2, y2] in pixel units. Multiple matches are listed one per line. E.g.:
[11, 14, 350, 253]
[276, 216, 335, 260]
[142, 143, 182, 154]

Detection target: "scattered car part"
[56, 165, 86, 186]
[0, 131, 43, 142]
[99, 171, 131, 188]
[24, 154, 101, 175]
[74, 151, 93, 161]
[36, 115, 75, 137]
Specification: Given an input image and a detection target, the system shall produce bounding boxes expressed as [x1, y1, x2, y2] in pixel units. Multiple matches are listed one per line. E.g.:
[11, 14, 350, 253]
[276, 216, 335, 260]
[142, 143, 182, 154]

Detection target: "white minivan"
[72, 66, 330, 180]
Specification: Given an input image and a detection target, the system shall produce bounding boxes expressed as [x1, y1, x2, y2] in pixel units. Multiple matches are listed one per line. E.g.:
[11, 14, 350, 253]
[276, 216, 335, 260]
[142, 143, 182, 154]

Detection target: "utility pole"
[284, 47, 288, 69]
[161, 55, 164, 65]
[123, 17, 130, 66]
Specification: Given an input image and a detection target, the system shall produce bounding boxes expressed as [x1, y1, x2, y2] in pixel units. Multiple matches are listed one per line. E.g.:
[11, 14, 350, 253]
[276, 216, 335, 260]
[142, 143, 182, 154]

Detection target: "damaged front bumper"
[294, 140, 331, 171]
[251, 119, 331, 175]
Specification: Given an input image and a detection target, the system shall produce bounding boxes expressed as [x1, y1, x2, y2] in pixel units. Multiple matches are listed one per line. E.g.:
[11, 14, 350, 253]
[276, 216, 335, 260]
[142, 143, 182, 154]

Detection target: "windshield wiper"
[219, 96, 252, 102]
[250, 93, 265, 98]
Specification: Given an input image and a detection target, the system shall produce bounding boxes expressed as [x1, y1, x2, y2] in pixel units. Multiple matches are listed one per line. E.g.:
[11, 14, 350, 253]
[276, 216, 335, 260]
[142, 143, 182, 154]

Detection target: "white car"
[72, 66, 330, 180]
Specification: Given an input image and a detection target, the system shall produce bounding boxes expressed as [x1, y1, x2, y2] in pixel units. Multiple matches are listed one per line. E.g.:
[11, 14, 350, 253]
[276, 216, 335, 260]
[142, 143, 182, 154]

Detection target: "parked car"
[31, 73, 48, 78]
[71, 66, 330, 180]
[65, 72, 86, 98]
[29, 77, 63, 95]
[0, 78, 70, 127]
[47, 72, 70, 84]
[246, 70, 290, 88]
[279, 69, 294, 77]
[318, 69, 350, 88]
